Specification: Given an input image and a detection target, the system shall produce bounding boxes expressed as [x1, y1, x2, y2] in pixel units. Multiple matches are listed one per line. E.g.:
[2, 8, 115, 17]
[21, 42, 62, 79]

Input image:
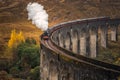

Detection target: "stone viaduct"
[40, 17, 120, 80]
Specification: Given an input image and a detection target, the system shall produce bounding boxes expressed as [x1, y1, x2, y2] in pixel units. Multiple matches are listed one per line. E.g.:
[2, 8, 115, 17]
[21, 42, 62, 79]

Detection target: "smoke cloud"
[27, 2, 48, 31]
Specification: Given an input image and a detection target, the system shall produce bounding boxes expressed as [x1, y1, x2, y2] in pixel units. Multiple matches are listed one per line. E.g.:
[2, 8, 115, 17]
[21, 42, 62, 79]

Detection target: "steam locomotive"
[41, 26, 61, 40]
[41, 29, 50, 40]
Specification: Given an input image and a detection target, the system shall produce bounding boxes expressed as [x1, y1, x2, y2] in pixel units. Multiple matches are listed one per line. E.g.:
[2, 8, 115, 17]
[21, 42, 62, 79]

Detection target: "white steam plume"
[27, 2, 48, 31]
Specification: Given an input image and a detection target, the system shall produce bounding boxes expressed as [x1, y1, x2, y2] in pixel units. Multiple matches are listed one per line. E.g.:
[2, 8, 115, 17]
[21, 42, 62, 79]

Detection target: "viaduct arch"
[40, 17, 120, 80]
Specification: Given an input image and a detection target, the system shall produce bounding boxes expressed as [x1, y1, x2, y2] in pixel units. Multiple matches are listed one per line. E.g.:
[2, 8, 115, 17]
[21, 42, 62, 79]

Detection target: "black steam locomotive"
[41, 29, 50, 40]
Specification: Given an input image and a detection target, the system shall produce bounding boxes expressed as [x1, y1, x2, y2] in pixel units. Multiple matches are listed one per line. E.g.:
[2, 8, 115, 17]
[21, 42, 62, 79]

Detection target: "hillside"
[0, 0, 120, 56]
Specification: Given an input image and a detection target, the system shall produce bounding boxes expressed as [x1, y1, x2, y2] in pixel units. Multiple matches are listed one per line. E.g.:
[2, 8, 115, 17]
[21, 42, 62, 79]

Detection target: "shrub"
[9, 66, 20, 74]
[28, 66, 40, 80]
[17, 42, 40, 68]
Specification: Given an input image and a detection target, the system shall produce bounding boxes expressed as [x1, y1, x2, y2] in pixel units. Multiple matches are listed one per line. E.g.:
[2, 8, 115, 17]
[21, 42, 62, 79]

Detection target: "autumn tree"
[8, 29, 25, 48]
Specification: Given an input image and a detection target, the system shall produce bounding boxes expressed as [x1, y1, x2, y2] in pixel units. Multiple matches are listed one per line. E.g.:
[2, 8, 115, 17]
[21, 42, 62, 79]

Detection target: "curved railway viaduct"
[40, 17, 120, 80]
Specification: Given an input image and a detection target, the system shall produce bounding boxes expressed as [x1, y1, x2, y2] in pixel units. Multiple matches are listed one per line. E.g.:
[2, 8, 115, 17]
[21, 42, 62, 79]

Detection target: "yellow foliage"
[8, 29, 25, 48]
[17, 31, 25, 43]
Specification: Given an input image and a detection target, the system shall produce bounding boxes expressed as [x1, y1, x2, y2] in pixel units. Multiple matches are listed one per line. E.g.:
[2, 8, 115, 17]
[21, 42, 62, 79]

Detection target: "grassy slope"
[0, 0, 120, 59]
